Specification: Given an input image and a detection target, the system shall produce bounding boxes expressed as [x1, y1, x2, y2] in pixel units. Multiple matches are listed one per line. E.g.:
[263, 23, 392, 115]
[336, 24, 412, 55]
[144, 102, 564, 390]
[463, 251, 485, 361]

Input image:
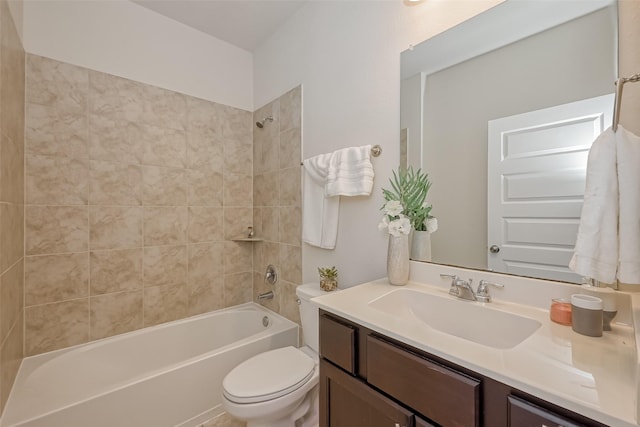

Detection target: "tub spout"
[257, 291, 274, 301]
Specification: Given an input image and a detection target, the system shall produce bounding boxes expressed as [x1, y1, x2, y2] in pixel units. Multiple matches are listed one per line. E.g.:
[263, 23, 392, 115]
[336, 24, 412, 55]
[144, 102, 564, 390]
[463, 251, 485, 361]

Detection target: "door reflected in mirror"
[400, 0, 618, 283]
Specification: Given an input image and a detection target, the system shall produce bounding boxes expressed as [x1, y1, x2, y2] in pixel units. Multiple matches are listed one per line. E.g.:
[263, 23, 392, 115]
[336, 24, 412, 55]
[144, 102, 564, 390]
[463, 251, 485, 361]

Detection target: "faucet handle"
[440, 273, 458, 281]
[441, 274, 459, 296]
[476, 280, 504, 302]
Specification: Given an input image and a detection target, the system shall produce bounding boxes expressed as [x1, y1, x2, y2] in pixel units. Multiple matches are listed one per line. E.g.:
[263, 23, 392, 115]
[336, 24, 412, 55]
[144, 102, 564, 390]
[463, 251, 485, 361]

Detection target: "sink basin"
[368, 288, 541, 349]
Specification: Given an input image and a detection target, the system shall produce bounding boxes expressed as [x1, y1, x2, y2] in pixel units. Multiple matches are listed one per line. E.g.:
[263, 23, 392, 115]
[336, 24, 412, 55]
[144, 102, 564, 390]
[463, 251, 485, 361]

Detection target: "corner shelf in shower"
[231, 238, 264, 242]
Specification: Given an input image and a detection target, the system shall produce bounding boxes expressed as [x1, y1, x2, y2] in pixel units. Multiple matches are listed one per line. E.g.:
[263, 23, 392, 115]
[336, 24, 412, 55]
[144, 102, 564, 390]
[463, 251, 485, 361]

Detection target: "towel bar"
[301, 144, 381, 166]
[613, 72, 640, 131]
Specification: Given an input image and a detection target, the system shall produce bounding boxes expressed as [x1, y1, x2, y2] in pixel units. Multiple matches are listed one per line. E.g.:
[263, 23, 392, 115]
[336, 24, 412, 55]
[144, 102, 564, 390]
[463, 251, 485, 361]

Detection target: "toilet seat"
[223, 346, 315, 404]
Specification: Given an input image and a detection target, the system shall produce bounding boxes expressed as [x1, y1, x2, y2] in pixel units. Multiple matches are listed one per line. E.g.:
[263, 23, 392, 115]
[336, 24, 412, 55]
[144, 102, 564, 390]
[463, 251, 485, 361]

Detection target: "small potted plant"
[318, 266, 338, 291]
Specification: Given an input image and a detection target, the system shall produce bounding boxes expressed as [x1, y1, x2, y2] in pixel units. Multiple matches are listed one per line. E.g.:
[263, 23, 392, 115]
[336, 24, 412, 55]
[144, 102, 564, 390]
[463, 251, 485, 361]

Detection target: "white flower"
[425, 217, 438, 233]
[388, 216, 411, 236]
[377, 216, 390, 231]
[383, 200, 403, 217]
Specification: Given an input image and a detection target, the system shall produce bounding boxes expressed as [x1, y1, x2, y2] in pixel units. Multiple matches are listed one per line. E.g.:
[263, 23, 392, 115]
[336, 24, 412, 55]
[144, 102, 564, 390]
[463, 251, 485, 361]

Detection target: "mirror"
[401, 0, 618, 283]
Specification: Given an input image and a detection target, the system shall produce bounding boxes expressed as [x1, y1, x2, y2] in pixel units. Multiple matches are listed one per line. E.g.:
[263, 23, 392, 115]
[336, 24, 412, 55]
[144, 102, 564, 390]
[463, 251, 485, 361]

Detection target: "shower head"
[255, 116, 274, 128]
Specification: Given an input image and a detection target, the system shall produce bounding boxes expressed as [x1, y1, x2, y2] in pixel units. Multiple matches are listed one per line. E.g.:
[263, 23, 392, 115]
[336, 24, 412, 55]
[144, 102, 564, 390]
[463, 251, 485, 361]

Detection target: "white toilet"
[222, 283, 328, 427]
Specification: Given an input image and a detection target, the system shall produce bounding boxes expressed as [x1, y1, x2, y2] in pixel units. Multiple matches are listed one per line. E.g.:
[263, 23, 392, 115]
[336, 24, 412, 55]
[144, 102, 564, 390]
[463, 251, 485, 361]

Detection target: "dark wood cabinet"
[320, 359, 413, 427]
[319, 310, 608, 427]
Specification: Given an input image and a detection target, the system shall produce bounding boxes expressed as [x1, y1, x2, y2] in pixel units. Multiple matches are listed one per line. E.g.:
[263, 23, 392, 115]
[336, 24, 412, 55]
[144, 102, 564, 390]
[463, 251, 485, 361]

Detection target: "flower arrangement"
[378, 166, 437, 236]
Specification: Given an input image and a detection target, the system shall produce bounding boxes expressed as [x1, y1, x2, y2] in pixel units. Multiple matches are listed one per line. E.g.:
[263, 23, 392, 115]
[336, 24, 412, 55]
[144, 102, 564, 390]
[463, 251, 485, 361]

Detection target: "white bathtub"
[1, 303, 299, 427]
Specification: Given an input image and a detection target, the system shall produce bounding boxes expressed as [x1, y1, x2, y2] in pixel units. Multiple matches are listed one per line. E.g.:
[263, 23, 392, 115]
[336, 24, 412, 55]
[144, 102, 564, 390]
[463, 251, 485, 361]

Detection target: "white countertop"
[313, 277, 638, 426]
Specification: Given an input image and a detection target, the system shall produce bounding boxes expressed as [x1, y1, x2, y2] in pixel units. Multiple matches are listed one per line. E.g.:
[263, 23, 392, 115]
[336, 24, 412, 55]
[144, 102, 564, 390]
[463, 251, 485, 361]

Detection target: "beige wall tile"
[187, 276, 224, 316]
[88, 115, 143, 164]
[88, 71, 146, 122]
[279, 86, 302, 132]
[1, 313, 23, 413]
[144, 245, 187, 288]
[253, 135, 264, 175]
[223, 207, 253, 240]
[89, 160, 142, 206]
[0, 259, 23, 342]
[143, 283, 188, 327]
[25, 205, 86, 256]
[188, 242, 224, 285]
[90, 206, 142, 250]
[25, 253, 88, 306]
[252, 240, 263, 274]
[143, 85, 187, 131]
[223, 241, 252, 275]
[220, 106, 252, 147]
[26, 54, 88, 111]
[25, 299, 89, 355]
[258, 242, 280, 277]
[25, 103, 88, 159]
[142, 166, 186, 206]
[188, 206, 223, 243]
[90, 291, 143, 340]
[90, 249, 143, 295]
[26, 155, 89, 205]
[0, 133, 24, 205]
[260, 207, 279, 242]
[279, 128, 301, 170]
[279, 207, 301, 246]
[1, 10, 25, 149]
[143, 206, 187, 246]
[261, 171, 279, 207]
[224, 140, 252, 175]
[223, 173, 252, 207]
[186, 97, 223, 131]
[279, 244, 301, 285]
[0, 202, 23, 271]
[186, 129, 223, 171]
[188, 169, 223, 206]
[278, 280, 301, 325]
[140, 125, 187, 168]
[262, 132, 279, 174]
[279, 167, 300, 207]
[224, 272, 253, 307]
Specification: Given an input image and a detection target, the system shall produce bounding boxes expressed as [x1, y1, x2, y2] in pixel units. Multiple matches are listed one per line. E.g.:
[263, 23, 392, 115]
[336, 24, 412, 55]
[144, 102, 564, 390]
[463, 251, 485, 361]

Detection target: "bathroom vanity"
[314, 270, 638, 427]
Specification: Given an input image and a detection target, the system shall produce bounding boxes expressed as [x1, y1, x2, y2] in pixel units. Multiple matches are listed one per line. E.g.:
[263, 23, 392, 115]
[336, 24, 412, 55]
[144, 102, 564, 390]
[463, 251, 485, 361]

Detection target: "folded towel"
[302, 153, 340, 249]
[569, 128, 619, 283]
[616, 125, 640, 283]
[325, 145, 375, 197]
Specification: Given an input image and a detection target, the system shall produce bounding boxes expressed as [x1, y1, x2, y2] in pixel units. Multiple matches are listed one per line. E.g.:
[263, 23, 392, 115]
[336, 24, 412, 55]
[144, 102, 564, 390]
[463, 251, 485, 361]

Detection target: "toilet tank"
[296, 283, 328, 352]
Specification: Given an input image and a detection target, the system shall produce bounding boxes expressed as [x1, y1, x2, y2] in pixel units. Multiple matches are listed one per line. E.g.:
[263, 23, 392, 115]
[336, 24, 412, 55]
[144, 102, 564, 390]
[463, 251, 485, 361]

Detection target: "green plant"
[318, 266, 338, 280]
[382, 166, 433, 231]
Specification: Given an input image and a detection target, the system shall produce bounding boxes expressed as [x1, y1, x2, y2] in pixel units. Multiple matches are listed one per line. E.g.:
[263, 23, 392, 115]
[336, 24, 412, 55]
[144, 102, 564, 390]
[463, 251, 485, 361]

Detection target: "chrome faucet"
[440, 274, 504, 302]
[440, 274, 476, 301]
[475, 280, 504, 303]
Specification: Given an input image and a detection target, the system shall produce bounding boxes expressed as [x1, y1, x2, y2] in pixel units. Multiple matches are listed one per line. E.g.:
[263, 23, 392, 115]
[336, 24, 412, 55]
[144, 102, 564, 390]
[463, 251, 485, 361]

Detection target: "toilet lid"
[223, 346, 315, 404]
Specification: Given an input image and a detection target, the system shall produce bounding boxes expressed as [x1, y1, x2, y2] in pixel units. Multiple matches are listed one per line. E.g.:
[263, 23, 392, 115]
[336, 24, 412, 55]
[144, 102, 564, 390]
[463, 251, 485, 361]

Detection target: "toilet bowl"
[222, 283, 328, 427]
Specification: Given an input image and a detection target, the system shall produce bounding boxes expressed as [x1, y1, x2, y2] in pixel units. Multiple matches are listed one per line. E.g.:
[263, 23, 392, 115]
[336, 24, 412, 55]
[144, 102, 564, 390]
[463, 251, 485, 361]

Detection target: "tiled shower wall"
[24, 54, 257, 356]
[0, 0, 25, 412]
[252, 87, 302, 325]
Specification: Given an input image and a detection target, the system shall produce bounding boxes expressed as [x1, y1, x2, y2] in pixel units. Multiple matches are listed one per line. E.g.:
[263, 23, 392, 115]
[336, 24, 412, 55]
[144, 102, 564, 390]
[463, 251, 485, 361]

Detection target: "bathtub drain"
[262, 316, 270, 327]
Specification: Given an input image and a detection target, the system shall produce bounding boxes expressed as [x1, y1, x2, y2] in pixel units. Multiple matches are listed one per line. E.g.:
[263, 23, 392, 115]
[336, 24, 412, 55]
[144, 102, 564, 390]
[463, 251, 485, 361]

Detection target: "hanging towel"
[569, 128, 619, 284]
[616, 126, 640, 283]
[302, 153, 340, 249]
[325, 145, 375, 197]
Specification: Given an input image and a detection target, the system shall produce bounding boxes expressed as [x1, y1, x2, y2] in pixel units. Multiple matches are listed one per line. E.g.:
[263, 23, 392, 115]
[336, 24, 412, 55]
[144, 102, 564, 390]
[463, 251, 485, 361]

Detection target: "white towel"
[325, 145, 375, 197]
[569, 128, 619, 284]
[616, 126, 640, 283]
[302, 153, 340, 249]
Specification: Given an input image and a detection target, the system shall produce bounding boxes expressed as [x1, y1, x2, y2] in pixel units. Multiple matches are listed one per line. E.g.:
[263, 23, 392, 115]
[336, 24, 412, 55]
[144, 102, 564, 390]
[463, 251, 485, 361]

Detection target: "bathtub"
[1, 303, 299, 427]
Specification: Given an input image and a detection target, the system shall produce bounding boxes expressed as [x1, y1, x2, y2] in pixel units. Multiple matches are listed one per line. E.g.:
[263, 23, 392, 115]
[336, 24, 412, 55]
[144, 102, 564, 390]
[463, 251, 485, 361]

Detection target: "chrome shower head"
[255, 115, 273, 128]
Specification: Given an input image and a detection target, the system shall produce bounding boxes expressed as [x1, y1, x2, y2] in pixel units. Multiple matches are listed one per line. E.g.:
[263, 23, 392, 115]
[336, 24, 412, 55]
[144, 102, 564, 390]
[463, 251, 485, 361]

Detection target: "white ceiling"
[133, 0, 309, 52]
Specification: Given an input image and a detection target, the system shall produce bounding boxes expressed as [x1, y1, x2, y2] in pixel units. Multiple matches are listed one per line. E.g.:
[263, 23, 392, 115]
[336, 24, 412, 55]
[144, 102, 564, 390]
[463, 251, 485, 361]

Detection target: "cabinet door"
[508, 396, 583, 427]
[320, 359, 413, 427]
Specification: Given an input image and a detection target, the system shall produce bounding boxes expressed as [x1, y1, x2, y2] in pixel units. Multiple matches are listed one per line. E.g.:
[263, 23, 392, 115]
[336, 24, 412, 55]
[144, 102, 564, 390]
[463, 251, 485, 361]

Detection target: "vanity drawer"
[366, 335, 480, 427]
[319, 314, 357, 374]
[508, 396, 583, 427]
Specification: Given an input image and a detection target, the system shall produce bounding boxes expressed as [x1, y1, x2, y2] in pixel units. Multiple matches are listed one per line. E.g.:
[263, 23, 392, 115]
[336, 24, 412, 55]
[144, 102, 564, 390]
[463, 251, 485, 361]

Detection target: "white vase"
[411, 230, 432, 262]
[387, 233, 410, 286]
